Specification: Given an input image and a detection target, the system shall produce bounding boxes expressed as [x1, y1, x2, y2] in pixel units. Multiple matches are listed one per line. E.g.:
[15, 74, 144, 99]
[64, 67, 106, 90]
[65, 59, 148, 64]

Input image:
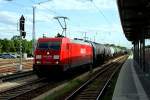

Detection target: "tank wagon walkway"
[112, 55, 150, 100]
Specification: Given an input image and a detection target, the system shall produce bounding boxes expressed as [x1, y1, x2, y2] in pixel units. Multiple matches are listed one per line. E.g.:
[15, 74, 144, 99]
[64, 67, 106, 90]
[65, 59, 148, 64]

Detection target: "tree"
[0, 42, 2, 53]
[12, 36, 20, 53]
[0, 35, 32, 57]
[1, 39, 10, 53]
[26, 40, 32, 57]
[11, 35, 20, 40]
[22, 39, 28, 53]
[9, 40, 15, 52]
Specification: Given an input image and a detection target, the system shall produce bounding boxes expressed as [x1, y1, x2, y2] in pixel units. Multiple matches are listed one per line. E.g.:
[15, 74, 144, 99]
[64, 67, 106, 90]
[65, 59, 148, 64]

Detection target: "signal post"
[17, 15, 26, 72]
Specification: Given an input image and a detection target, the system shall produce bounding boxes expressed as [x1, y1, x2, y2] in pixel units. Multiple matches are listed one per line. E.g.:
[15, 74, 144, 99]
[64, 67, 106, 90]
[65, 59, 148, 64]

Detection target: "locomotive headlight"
[36, 61, 41, 64]
[56, 61, 59, 64]
[47, 52, 50, 55]
[36, 55, 41, 59]
[53, 55, 59, 59]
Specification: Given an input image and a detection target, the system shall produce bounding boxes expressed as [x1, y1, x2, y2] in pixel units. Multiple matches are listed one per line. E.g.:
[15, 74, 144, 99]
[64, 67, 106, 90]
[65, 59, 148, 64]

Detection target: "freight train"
[33, 36, 126, 77]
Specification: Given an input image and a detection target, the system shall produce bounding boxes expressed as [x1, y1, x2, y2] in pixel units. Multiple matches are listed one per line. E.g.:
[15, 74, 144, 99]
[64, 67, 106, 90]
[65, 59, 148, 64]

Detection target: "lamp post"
[32, 0, 53, 55]
[32, 6, 36, 55]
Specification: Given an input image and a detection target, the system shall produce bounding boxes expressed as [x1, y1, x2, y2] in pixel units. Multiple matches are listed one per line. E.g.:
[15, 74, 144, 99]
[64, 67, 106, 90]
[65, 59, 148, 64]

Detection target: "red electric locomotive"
[33, 37, 93, 77]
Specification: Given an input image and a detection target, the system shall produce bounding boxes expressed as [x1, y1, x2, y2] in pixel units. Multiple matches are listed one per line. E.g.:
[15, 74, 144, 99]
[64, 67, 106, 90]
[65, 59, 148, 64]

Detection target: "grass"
[44, 77, 88, 100]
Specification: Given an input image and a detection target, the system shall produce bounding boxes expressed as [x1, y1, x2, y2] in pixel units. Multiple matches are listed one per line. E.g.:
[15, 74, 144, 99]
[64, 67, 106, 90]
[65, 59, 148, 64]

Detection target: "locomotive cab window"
[37, 41, 61, 50]
[38, 42, 49, 49]
[49, 41, 61, 50]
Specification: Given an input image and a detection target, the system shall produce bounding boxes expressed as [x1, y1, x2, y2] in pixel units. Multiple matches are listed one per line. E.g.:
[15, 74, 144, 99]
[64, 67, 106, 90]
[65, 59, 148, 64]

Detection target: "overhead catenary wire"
[90, 0, 111, 25]
[89, 0, 114, 35]
[29, 0, 34, 3]
[36, 4, 60, 15]
[34, 0, 58, 15]
[66, 0, 114, 41]
[37, 0, 52, 5]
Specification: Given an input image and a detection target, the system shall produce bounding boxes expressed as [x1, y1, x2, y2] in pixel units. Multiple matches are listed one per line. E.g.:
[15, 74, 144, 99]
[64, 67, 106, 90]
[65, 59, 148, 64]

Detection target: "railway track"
[0, 78, 48, 100]
[0, 60, 33, 74]
[65, 56, 127, 100]
[0, 76, 70, 100]
[0, 70, 34, 82]
[0, 59, 32, 66]
[0, 56, 127, 100]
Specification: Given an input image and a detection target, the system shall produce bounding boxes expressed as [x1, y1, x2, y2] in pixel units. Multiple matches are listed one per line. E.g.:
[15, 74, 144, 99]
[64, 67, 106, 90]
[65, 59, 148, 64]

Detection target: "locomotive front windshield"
[37, 41, 61, 50]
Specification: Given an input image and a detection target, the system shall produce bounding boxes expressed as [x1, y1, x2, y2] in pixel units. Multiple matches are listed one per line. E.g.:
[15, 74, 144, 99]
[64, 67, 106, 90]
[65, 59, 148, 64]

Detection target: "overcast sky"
[0, 0, 132, 48]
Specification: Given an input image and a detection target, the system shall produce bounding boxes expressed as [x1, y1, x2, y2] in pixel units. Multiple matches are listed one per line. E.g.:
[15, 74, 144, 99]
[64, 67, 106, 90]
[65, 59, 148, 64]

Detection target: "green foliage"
[45, 79, 84, 100]
[104, 43, 127, 50]
[0, 35, 33, 56]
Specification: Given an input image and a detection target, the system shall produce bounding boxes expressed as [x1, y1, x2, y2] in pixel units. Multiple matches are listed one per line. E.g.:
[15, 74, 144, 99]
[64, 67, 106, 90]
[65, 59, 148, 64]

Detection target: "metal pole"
[18, 15, 25, 72]
[84, 32, 86, 40]
[31, 0, 53, 54]
[142, 34, 145, 72]
[18, 33, 22, 72]
[64, 18, 67, 37]
[140, 39, 142, 69]
[135, 41, 138, 62]
[32, 6, 36, 56]
[137, 40, 140, 64]
[133, 41, 136, 61]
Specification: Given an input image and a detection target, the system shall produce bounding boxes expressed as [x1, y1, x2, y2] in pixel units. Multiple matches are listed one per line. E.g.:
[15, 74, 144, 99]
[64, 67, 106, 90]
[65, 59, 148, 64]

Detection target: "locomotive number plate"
[43, 55, 52, 58]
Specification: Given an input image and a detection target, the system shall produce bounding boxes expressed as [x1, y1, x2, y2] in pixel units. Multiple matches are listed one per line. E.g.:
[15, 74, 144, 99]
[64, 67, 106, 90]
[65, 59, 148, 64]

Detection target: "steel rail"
[96, 57, 126, 100]
[0, 70, 34, 82]
[65, 56, 127, 100]
[0, 78, 47, 100]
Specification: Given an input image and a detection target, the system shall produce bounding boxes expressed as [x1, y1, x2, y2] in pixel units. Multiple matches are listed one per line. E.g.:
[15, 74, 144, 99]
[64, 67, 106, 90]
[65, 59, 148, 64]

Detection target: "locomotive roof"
[71, 39, 92, 46]
[38, 37, 91, 46]
[38, 37, 63, 41]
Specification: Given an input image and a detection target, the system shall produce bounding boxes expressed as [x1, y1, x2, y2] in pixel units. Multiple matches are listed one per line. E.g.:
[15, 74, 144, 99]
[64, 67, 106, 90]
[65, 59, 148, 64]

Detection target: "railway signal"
[18, 15, 26, 72]
[19, 15, 26, 38]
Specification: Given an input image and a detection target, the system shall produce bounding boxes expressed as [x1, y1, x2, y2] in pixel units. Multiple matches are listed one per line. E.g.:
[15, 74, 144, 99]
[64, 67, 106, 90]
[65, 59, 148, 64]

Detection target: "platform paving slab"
[112, 55, 149, 100]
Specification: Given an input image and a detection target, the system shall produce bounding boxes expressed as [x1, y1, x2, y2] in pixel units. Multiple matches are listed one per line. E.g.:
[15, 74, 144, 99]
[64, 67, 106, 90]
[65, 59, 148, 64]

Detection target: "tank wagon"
[33, 37, 126, 77]
[90, 42, 105, 66]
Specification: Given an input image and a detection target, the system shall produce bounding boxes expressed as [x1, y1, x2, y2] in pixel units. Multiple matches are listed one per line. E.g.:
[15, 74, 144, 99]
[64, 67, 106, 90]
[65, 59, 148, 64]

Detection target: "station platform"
[112, 55, 150, 100]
